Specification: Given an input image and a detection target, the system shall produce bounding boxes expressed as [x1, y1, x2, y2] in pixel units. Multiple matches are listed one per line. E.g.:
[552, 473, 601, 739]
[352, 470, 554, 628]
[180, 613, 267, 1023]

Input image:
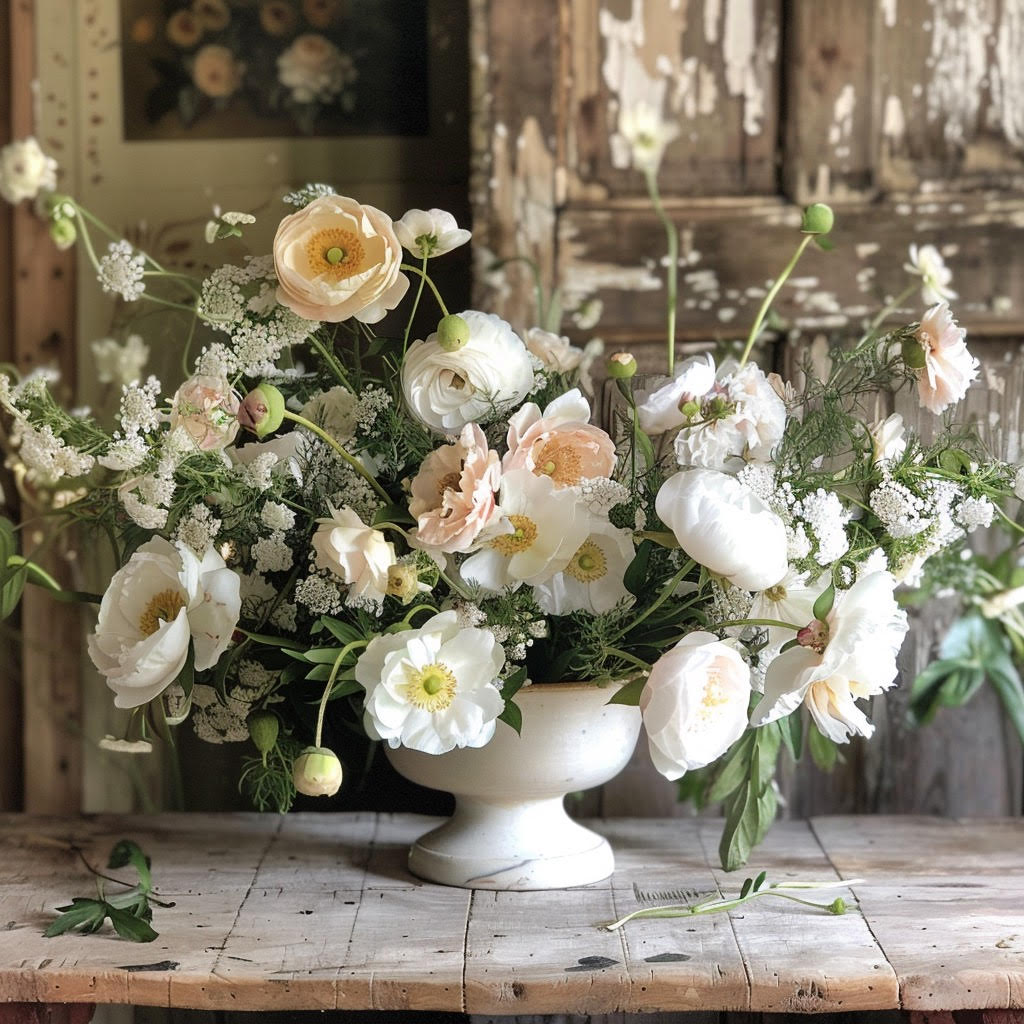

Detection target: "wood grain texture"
[1, 813, 1022, 1014]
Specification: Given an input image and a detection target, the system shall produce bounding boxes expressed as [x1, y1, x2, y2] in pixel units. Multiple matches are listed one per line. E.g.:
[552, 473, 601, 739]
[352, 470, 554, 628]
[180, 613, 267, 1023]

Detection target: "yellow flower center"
[535, 440, 583, 486]
[138, 588, 186, 637]
[305, 227, 364, 281]
[490, 514, 538, 556]
[565, 539, 607, 583]
[764, 584, 787, 602]
[403, 662, 458, 712]
[697, 668, 731, 724]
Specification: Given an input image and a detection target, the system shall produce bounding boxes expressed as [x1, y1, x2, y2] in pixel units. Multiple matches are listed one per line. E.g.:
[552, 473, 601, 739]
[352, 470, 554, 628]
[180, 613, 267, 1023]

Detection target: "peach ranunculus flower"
[192, 45, 245, 99]
[170, 373, 241, 452]
[273, 194, 409, 324]
[503, 388, 616, 488]
[914, 302, 979, 415]
[409, 424, 501, 553]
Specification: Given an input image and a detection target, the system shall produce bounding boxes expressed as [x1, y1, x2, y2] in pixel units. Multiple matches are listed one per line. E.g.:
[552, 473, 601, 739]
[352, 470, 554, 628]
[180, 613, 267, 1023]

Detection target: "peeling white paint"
[830, 84, 856, 149]
[856, 242, 881, 259]
[991, 0, 1024, 149]
[721, 0, 777, 136]
[883, 95, 906, 140]
[705, 0, 722, 43]
[718, 308, 737, 322]
[881, 0, 898, 28]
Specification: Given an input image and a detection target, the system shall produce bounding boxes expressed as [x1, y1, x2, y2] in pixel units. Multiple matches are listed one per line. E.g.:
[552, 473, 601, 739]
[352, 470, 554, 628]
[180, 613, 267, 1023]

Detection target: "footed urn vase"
[384, 681, 642, 890]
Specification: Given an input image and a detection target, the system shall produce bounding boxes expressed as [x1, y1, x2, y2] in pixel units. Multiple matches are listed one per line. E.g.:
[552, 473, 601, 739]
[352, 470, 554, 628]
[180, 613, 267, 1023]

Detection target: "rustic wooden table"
[0, 813, 1021, 1022]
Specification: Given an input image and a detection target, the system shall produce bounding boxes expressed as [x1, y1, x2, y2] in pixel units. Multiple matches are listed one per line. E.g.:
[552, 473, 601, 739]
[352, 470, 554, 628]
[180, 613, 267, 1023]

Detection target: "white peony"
[312, 505, 396, 606]
[402, 310, 534, 432]
[636, 354, 716, 435]
[640, 631, 752, 779]
[0, 137, 57, 205]
[88, 538, 241, 709]
[656, 469, 788, 592]
[394, 208, 471, 258]
[356, 610, 505, 754]
[461, 468, 591, 592]
[533, 518, 635, 615]
[750, 571, 909, 743]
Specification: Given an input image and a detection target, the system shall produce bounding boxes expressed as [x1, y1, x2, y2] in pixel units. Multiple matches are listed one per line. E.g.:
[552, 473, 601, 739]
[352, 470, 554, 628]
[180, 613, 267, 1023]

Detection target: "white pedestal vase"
[384, 681, 642, 890]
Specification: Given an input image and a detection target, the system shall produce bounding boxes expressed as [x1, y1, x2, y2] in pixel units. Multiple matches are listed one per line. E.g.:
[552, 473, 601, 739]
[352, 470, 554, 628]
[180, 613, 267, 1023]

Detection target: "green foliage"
[45, 840, 161, 943]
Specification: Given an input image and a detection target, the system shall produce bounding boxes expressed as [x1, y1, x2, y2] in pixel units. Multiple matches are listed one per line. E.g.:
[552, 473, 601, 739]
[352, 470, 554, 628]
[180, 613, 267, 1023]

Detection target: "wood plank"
[813, 816, 1024, 1012]
[697, 818, 900, 1014]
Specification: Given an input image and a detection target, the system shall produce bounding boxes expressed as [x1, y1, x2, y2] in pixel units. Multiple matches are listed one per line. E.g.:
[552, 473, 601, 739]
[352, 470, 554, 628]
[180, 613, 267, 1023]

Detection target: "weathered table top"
[0, 813, 1021, 1016]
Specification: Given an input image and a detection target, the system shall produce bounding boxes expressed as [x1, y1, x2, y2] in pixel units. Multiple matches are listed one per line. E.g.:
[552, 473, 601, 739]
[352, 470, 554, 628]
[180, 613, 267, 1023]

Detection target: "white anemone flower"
[356, 610, 506, 754]
[88, 538, 241, 709]
[636, 354, 717, 435]
[905, 243, 957, 306]
[461, 468, 591, 592]
[748, 568, 828, 646]
[616, 102, 680, 172]
[394, 208, 471, 258]
[533, 518, 635, 615]
[750, 571, 909, 743]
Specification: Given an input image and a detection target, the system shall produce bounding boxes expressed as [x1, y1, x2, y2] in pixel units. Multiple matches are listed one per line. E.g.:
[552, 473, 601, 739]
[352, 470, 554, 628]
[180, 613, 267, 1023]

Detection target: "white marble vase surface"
[385, 681, 642, 890]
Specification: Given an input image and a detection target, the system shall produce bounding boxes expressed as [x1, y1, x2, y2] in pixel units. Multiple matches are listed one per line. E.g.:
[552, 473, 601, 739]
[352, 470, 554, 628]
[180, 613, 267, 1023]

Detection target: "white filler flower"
[0, 137, 57, 204]
[751, 571, 909, 743]
[88, 538, 241, 709]
[656, 468, 788, 592]
[640, 631, 752, 779]
[356, 610, 506, 754]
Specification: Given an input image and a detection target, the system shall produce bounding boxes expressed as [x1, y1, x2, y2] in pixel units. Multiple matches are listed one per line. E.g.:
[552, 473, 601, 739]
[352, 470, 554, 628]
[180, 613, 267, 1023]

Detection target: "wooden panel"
[567, 0, 781, 199]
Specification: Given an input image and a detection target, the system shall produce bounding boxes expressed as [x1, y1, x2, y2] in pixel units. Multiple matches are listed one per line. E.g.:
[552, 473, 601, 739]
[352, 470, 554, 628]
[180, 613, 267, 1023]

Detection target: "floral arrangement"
[1, 130, 1019, 869]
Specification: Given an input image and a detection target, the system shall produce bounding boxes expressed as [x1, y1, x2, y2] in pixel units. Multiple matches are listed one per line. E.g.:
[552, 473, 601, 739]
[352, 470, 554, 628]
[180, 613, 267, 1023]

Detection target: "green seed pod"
[48, 217, 77, 251]
[247, 710, 279, 756]
[437, 314, 471, 351]
[606, 352, 638, 379]
[800, 202, 835, 235]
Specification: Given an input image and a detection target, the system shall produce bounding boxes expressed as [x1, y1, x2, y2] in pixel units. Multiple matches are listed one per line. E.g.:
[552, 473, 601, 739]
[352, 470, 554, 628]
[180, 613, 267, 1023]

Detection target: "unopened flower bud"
[679, 397, 701, 420]
[293, 746, 343, 797]
[901, 334, 928, 370]
[49, 217, 77, 251]
[238, 382, 285, 438]
[247, 710, 279, 757]
[606, 351, 637, 379]
[386, 563, 421, 604]
[801, 202, 834, 235]
[827, 897, 847, 915]
[437, 314, 470, 351]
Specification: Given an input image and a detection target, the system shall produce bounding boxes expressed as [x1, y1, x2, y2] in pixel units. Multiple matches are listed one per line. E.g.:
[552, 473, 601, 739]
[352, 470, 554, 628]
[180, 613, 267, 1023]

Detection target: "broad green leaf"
[106, 906, 158, 943]
[44, 899, 106, 937]
[623, 541, 653, 599]
[108, 840, 152, 892]
[318, 617, 363, 645]
[778, 711, 804, 762]
[807, 723, 838, 772]
[986, 657, 1024, 745]
[707, 731, 756, 803]
[498, 699, 522, 736]
[606, 677, 646, 706]
[500, 666, 528, 702]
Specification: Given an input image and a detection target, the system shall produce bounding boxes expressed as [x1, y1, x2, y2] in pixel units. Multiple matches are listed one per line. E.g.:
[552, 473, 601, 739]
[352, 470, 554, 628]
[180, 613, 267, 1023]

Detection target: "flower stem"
[403, 255, 429, 354]
[860, 282, 917, 342]
[281, 410, 391, 504]
[314, 641, 365, 747]
[644, 166, 678, 376]
[400, 262, 449, 318]
[305, 332, 352, 389]
[602, 647, 651, 672]
[738, 233, 814, 368]
[616, 560, 695, 639]
[710, 617, 805, 632]
[488, 255, 547, 327]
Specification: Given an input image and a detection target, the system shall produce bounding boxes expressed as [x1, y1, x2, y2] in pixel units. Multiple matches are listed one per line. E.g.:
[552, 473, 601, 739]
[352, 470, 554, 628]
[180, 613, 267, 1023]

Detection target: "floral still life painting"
[120, 0, 430, 139]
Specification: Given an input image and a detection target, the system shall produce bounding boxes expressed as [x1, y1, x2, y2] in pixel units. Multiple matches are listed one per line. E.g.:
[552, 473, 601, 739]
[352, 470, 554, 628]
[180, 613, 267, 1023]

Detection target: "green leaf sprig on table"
[44, 839, 172, 943]
[602, 872, 862, 931]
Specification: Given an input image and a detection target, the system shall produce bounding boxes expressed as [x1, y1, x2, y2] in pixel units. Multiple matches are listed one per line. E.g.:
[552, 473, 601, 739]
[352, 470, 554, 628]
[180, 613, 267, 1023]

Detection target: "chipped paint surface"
[881, 0, 898, 28]
[722, 0, 777, 135]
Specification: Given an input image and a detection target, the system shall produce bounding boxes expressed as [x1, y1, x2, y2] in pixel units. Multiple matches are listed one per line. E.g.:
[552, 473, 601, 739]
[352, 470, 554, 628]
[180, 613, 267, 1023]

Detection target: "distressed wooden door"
[470, 0, 1024, 817]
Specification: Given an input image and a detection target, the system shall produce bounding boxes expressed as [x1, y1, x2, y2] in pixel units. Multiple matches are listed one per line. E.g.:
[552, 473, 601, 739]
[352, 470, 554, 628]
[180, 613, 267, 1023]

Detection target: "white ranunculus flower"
[751, 571, 909, 743]
[533, 518, 635, 615]
[640, 631, 752, 779]
[88, 538, 241, 709]
[461, 468, 591, 592]
[394, 208, 471, 258]
[356, 610, 506, 754]
[0, 137, 57, 205]
[869, 412, 907, 464]
[300, 385, 357, 444]
[312, 505, 396, 606]
[747, 567, 828, 646]
[402, 310, 534, 432]
[656, 469, 788, 592]
[91, 334, 149, 387]
[636, 354, 717, 435]
[905, 243, 957, 306]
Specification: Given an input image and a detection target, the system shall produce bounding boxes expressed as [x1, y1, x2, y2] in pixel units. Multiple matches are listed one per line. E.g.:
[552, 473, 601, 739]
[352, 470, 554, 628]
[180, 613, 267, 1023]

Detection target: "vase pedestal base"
[405, 795, 613, 890]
